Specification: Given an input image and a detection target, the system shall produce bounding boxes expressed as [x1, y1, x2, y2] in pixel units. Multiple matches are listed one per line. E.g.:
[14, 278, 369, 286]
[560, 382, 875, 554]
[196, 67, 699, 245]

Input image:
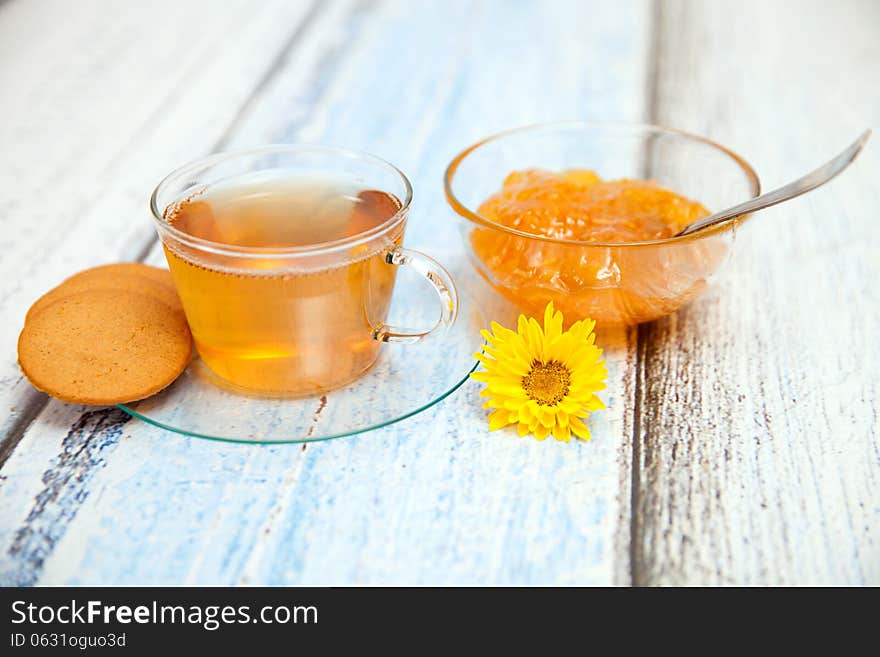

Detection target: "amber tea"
[162, 174, 404, 395]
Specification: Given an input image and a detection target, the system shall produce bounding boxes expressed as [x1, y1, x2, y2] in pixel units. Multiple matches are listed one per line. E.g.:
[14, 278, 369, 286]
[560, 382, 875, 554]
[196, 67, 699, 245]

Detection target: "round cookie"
[18, 288, 192, 405]
[26, 264, 182, 321]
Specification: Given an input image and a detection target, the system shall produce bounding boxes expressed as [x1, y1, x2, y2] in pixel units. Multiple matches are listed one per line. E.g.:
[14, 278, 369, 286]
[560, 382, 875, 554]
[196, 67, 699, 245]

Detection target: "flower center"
[521, 359, 571, 406]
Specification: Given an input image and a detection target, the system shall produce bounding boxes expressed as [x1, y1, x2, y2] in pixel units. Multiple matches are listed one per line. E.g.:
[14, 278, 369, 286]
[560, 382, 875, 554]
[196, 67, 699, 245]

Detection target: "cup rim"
[150, 144, 413, 258]
[443, 120, 762, 247]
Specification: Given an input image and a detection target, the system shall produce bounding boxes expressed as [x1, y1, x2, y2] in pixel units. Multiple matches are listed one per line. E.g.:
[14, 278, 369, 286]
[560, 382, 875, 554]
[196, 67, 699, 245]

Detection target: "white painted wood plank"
[0, 0, 318, 445]
[634, 0, 880, 585]
[1, 0, 651, 585]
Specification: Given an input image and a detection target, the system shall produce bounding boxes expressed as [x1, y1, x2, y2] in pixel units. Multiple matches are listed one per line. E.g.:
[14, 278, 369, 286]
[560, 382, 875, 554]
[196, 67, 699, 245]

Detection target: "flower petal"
[552, 424, 571, 442]
[488, 409, 511, 431]
[568, 416, 593, 442]
[533, 423, 551, 440]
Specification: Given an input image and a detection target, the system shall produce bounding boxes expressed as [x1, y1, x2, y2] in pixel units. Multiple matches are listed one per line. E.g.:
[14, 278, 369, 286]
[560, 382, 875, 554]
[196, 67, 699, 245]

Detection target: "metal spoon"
[676, 129, 871, 237]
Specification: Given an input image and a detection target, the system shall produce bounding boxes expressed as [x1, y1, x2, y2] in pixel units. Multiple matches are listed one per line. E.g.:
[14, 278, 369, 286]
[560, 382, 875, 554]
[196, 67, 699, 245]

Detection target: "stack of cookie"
[18, 263, 193, 405]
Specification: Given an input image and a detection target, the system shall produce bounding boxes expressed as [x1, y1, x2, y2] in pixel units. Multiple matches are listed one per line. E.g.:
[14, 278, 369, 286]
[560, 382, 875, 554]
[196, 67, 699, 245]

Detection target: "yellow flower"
[471, 302, 607, 442]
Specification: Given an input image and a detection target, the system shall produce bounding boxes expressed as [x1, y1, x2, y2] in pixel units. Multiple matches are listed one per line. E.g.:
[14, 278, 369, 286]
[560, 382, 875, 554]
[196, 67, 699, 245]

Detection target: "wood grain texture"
[6, 0, 873, 587]
[1, 0, 652, 585]
[633, 0, 880, 585]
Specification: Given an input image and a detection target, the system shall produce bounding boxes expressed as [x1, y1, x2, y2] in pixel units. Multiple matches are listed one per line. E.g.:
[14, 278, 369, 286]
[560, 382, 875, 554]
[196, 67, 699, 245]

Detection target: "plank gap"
[629, 324, 645, 586]
[629, 0, 665, 588]
[0, 392, 48, 470]
[643, 0, 664, 127]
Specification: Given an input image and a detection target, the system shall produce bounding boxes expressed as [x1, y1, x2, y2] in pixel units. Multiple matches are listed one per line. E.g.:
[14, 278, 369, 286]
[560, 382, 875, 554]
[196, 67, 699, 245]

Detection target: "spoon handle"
[677, 129, 871, 237]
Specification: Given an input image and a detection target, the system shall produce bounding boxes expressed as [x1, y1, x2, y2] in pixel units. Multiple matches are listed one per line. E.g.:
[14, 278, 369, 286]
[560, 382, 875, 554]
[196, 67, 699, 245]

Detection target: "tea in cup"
[151, 146, 457, 396]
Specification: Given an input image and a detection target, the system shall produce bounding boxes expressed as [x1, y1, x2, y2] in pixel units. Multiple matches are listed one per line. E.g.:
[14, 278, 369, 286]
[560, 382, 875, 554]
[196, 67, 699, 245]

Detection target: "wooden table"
[1, 0, 877, 586]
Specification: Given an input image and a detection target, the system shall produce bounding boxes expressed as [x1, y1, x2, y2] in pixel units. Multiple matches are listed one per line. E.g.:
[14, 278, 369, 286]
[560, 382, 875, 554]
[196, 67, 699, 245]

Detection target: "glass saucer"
[116, 278, 484, 444]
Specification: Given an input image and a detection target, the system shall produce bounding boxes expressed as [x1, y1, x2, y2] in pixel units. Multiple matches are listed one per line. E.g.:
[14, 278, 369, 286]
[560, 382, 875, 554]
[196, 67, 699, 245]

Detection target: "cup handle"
[373, 247, 459, 344]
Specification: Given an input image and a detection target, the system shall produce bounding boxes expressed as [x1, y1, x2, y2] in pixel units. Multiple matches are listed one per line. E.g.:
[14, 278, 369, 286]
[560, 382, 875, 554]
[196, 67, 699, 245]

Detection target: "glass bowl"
[444, 121, 760, 326]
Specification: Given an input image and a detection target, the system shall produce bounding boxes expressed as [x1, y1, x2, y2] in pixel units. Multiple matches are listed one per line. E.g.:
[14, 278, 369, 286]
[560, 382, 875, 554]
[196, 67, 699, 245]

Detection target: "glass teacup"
[151, 145, 457, 396]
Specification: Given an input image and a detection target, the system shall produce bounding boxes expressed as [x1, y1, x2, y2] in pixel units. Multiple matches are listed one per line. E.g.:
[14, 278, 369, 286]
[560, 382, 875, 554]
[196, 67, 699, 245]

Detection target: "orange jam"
[471, 169, 727, 325]
[478, 169, 709, 242]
